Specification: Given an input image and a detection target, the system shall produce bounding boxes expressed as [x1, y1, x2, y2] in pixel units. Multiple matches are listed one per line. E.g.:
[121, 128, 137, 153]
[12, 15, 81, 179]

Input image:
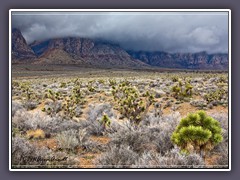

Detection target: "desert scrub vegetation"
[12, 136, 79, 168]
[12, 101, 24, 117]
[95, 145, 139, 168]
[95, 112, 207, 168]
[56, 129, 84, 152]
[61, 86, 86, 119]
[171, 79, 193, 100]
[81, 103, 120, 135]
[41, 83, 86, 119]
[112, 81, 154, 124]
[204, 89, 227, 106]
[135, 147, 205, 168]
[12, 136, 51, 168]
[11, 71, 229, 169]
[12, 109, 81, 134]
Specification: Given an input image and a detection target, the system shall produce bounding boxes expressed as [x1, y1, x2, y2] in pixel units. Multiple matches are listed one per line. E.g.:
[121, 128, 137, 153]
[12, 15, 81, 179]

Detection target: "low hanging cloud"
[12, 11, 229, 53]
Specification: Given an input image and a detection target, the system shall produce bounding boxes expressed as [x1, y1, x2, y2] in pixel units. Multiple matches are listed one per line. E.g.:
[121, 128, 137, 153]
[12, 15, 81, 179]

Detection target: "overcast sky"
[12, 11, 229, 53]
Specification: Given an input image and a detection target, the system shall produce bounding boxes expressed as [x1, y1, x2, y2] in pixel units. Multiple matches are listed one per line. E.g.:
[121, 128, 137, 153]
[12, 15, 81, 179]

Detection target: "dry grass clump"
[26, 129, 45, 139]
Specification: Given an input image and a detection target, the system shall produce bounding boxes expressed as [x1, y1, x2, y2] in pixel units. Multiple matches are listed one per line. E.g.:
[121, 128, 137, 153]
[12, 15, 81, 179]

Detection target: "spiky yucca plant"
[100, 114, 111, 129]
[171, 111, 223, 156]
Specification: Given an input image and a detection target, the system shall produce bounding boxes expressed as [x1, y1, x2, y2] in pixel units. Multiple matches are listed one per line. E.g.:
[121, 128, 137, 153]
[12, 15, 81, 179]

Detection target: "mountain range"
[11, 28, 228, 70]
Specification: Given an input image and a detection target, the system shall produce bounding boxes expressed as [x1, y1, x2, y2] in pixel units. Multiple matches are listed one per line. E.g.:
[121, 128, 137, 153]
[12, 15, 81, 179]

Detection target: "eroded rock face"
[12, 28, 36, 60]
[128, 51, 228, 70]
[30, 37, 147, 68]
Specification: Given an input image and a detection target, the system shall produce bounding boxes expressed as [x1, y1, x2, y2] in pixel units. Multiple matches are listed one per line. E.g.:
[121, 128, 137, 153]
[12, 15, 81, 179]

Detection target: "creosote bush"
[171, 111, 223, 156]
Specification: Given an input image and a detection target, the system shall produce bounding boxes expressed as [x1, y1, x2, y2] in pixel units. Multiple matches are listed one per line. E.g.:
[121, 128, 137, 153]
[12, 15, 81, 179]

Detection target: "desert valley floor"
[11, 65, 229, 168]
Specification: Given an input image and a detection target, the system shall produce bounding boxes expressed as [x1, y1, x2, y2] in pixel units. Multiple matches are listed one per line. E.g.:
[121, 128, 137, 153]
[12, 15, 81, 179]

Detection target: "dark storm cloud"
[12, 11, 229, 53]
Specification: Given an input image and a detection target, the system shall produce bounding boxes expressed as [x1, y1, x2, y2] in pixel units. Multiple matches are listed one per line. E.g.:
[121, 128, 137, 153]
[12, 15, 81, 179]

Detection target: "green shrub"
[171, 111, 223, 156]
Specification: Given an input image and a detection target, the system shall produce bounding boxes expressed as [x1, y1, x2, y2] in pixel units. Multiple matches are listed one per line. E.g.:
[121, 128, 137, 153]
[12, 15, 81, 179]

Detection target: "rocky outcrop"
[30, 38, 147, 68]
[11, 28, 36, 61]
[128, 51, 228, 70]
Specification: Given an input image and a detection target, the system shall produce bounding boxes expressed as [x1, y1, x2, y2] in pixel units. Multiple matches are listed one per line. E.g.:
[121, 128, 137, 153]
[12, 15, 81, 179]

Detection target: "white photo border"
[9, 9, 231, 171]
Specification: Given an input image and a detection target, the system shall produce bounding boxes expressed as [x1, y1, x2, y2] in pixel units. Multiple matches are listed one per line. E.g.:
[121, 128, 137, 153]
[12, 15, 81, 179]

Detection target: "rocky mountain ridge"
[128, 50, 228, 70]
[11, 28, 229, 70]
[12, 28, 36, 61]
[29, 37, 147, 68]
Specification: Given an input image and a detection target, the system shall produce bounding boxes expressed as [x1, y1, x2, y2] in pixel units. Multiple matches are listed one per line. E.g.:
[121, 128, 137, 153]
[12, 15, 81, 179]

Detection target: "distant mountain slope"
[34, 49, 79, 65]
[11, 28, 228, 70]
[30, 37, 148, 68]
[128, 50, 228, 70]
[11, 28, 36, 61]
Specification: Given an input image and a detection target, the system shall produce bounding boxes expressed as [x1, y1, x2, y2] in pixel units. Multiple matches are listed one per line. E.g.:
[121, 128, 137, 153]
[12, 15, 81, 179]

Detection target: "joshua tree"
[171, 80, 193, 100]
[100, 114, 111, 129]
[171, 110, 223, 157]
[112, 81, 154, 124]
